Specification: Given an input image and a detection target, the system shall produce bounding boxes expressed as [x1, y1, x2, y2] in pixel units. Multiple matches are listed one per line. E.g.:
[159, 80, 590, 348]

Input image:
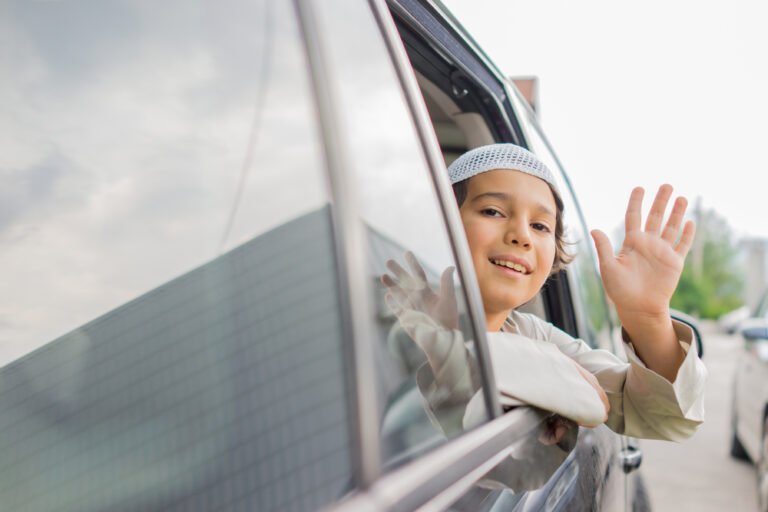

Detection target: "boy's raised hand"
[381, 251, 459, 331]
[590, 184, 696, 319]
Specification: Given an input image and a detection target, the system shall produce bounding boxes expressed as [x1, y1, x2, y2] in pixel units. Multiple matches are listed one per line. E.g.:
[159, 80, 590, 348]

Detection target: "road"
[640, 321, 758, 511]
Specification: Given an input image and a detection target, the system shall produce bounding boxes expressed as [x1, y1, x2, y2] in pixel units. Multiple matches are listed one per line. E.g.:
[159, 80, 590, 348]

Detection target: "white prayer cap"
[447, 143, 559, 196]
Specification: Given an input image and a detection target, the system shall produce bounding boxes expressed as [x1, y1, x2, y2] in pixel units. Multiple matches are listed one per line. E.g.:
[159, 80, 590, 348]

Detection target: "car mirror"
[740, 319, 768, 342]
[670, 309, 704, 359]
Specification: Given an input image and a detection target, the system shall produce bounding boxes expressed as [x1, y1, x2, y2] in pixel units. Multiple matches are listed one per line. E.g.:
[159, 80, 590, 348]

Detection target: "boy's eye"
[532, 223, 551, 233]
[480, 208, 503, 217]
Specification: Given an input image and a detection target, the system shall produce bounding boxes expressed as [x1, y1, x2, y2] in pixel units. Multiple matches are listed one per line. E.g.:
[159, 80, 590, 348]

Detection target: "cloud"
[0, 0, 329, 364]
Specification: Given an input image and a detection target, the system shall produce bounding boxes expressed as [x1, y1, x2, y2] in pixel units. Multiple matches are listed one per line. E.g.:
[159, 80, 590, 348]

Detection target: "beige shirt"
[413, 309, 706, 442]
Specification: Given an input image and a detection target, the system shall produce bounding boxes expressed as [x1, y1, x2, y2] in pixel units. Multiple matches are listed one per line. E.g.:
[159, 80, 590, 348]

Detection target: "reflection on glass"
[312, 0, 487, 467]
[0, 0, 327, 365]
[446, 409, 582, 510]
[0, 1, 351, 511]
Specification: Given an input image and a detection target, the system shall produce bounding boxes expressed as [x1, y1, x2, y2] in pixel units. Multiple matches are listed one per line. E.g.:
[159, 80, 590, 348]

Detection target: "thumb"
[438, 267, 459, 330]
[590, 229, 614, 269]
[439, 266, 455, 294]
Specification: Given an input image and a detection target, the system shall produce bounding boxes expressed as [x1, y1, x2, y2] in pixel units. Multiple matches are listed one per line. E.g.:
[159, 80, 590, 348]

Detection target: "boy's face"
[458, 169, 557, 322]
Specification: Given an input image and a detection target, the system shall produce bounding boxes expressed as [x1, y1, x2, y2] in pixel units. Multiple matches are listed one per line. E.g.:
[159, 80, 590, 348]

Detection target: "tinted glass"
[0, 1, 351, 511]
[311, 0, 487, 467]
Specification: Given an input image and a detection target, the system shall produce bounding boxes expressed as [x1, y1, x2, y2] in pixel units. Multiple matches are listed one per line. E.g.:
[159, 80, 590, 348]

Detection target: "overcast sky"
[442, 0, 768, 241]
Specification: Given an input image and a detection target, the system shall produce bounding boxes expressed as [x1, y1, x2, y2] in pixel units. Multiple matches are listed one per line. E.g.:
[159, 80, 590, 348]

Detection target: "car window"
[310, 0, 489, 469]
[0, 1, 352, 511]
[519, 113, 614, 351]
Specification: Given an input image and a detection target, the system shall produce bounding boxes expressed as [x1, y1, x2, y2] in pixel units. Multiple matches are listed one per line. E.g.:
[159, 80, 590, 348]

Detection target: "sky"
[441, 0, 768, 241]
[0, 0, 332, 364]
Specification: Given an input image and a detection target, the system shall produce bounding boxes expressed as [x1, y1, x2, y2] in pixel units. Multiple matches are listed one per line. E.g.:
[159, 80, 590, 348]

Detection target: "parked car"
[731, 289, 768, 509]
[0, 0, 700, 510]
[719, 305, 751, 335]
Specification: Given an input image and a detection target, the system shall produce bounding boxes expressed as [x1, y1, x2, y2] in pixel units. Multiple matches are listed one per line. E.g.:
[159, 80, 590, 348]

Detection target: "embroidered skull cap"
[447, 143, 560, 196]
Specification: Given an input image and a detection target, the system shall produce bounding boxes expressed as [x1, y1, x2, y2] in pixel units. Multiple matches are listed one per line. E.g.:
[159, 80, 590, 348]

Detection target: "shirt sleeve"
[525, 313, 707, 441]
[410, 311, 608, 434]
[400, 310, 477, 437]
[483, 331, 608, 427]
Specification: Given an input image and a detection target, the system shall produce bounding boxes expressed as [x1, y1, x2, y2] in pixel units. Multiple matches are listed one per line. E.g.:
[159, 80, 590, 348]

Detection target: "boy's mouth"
[490, 258, 531, 275]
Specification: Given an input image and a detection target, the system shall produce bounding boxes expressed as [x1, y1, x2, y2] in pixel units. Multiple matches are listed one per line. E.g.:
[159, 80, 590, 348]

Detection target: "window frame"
[293, 0, 384, 491]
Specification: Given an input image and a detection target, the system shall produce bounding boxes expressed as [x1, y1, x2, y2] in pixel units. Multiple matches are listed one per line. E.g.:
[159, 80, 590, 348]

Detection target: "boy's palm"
[591, 185, 696, 317]
[381, 252, 459, 331]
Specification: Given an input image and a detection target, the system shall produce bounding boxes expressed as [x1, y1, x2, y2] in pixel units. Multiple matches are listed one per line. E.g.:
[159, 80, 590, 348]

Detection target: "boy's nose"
[506, 222, 531, 248]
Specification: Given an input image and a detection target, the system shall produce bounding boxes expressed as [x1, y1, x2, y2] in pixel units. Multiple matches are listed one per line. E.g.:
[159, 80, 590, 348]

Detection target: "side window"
[391, 17, 552, 323]
[312, 0, 488, 468]
[0, 2, 352, 511]
[520, 117, 614, 350]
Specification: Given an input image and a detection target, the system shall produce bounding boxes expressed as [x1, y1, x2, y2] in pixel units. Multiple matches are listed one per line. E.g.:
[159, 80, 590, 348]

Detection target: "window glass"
[312, 0, 487, 467]
[0, 1, 351, 511]
[521, 120, 613, 350]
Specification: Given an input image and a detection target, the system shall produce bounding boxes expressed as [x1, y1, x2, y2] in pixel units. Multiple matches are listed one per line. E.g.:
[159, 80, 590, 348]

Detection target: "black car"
[1, 0, 662, 510]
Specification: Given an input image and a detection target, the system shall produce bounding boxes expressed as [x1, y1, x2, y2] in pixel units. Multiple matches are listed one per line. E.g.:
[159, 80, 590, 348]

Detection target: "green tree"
[670, 206, 744, 318]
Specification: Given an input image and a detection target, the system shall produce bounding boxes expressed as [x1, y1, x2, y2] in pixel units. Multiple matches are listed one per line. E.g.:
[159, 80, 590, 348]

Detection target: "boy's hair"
[452, 178, 575, 273]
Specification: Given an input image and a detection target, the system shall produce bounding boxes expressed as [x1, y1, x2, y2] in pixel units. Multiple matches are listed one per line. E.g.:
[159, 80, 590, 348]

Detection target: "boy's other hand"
[590, 184, 696, 320]
[381, 251, 459, 331]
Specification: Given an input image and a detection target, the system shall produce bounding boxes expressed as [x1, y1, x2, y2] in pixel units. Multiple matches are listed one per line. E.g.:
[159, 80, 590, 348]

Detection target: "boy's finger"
[644, 184, 673, 234]
[385, 259, 410, 281]
[675, 220, 697, 257]
[590, 229, 615, 268]
[625, 187, 644, 234]
[381, 273, 396, 288]
[439, 267, 457, 305]
[406, 251, 428, 282]
[438, 266, 455, 294]
[661, 196, 688, 244]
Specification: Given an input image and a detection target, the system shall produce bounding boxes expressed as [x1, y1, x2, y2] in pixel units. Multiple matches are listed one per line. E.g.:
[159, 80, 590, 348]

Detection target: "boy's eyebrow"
[470, 191, 556, 218]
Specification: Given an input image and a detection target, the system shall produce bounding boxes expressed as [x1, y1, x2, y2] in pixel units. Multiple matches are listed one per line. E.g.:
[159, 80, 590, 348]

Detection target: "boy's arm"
[590, 184, 696, 382]
[615, 312, 684, 382]
[526, 310, 706, 441]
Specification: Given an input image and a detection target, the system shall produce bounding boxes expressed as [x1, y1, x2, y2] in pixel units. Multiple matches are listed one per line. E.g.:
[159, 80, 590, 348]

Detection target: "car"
[731, 289, 768, 509]
[0, 0, 700, 510]
[719, 305, 750, 335]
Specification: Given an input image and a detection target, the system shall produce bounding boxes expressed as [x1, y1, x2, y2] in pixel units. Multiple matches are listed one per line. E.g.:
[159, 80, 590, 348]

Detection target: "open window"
[390, 9, 551, 324]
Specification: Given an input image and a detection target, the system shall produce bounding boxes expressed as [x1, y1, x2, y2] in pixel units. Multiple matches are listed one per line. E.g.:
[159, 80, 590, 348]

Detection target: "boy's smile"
[458, 169, 557, 330]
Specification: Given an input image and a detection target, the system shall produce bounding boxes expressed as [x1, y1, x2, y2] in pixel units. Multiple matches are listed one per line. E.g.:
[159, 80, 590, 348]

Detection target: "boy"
[382, 143, 705, 446]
